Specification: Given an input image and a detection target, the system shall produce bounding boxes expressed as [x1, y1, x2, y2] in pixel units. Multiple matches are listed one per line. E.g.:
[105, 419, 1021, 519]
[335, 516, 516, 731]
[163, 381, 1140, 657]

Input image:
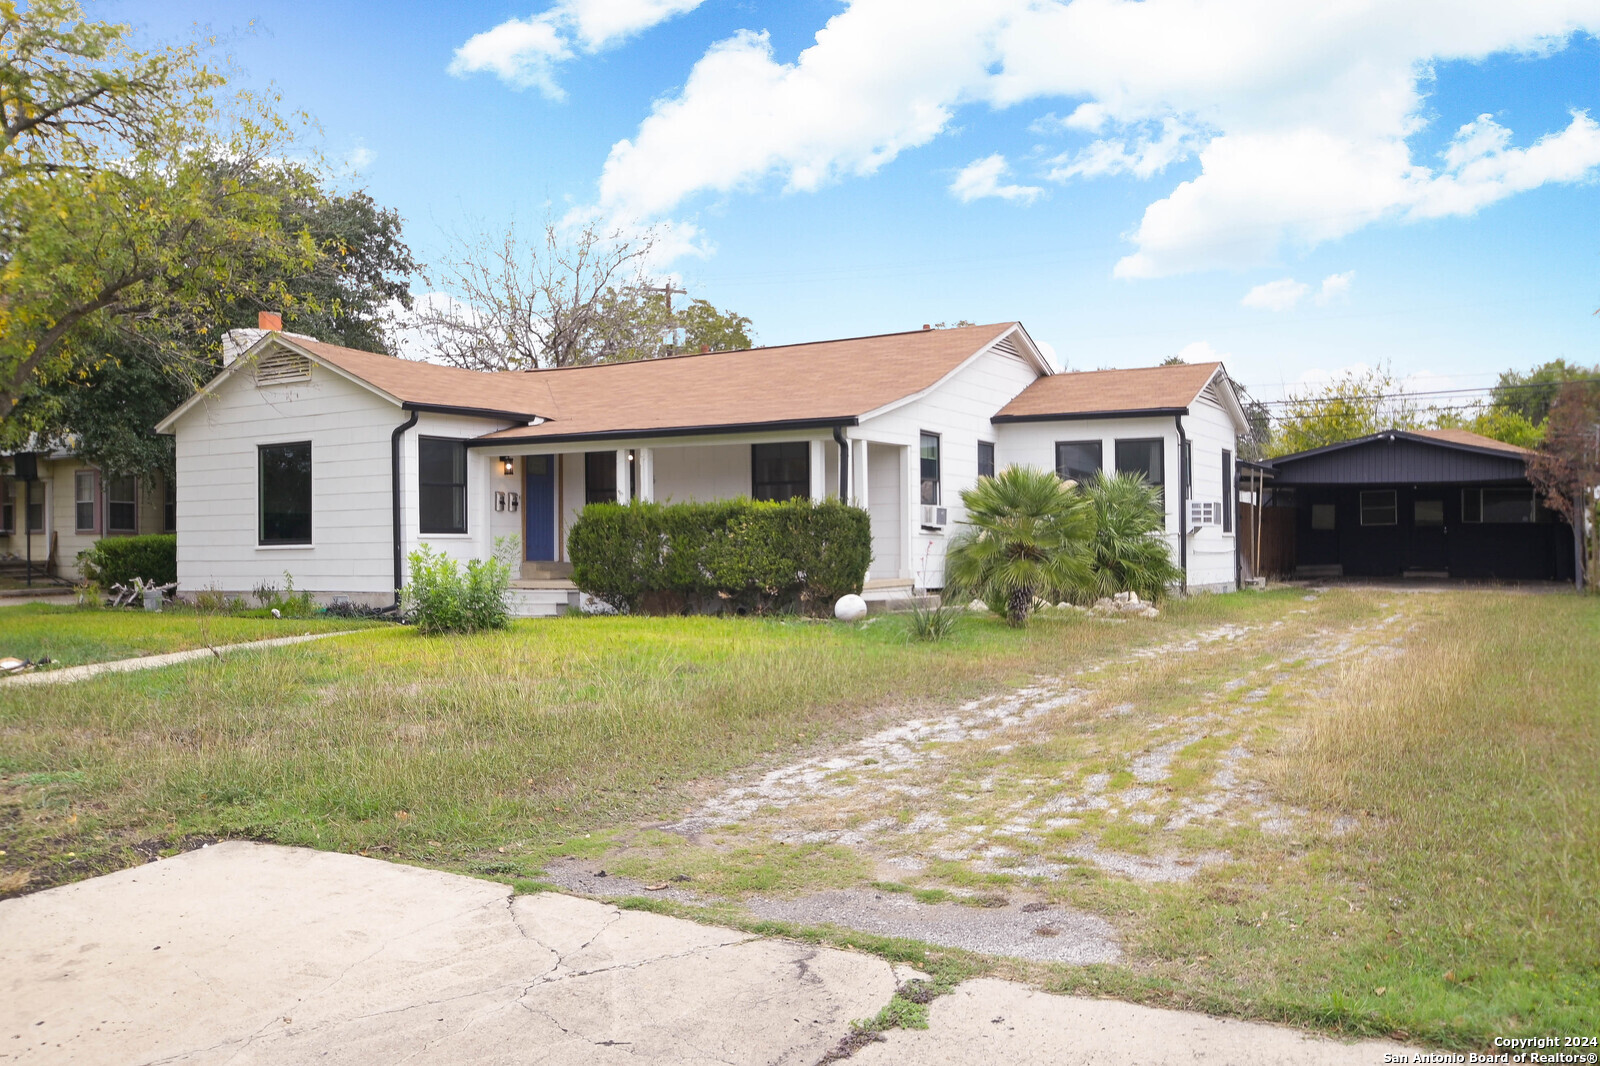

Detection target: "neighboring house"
[0, 446, 174, 581]
[1254, 428, 1574, 582]
[155, 321, 1249, 615]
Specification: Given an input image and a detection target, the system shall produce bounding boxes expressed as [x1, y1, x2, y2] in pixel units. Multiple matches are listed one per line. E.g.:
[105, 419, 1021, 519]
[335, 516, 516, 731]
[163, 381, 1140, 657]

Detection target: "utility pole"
[643, 283, 688, 354]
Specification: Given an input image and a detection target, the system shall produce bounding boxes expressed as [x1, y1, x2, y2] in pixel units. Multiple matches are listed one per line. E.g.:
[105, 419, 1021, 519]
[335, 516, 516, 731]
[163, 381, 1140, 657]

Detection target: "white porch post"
[615, 449, 630, 504]
[904, 444, 919, 585]
[852, 438, 870, 511]
[637, 447, 655, 503]
[808, 438, 826, 503]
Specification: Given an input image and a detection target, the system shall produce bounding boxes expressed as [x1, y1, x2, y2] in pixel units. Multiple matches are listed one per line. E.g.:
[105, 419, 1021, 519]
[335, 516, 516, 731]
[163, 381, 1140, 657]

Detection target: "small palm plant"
[1080, 471, 1183, 602]
[944, 466, 1094, 627]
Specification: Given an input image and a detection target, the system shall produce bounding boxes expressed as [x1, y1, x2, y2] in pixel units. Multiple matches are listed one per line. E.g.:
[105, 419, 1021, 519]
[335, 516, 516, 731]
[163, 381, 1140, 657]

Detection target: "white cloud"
[1242, 278, 1311, 311]
[1175, 340, 1229, 364]
[950, 154, 1042, 203]
[586, 0, 1600, 274]
[1315, 270, 1355, 305]
[450, 0, 705, 98]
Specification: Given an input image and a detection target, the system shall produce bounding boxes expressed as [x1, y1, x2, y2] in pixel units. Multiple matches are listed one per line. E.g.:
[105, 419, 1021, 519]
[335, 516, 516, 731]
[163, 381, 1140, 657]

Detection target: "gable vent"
[992, 338, 1021, 360]
[255, 349, 312, 386]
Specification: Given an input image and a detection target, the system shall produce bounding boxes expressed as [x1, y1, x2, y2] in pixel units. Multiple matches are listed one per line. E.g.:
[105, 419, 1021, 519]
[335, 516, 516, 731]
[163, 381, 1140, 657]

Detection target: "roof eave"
[469, 415, 861, 447]
[991, 406, 1190, 424]
[1266, 429, 1530, 467]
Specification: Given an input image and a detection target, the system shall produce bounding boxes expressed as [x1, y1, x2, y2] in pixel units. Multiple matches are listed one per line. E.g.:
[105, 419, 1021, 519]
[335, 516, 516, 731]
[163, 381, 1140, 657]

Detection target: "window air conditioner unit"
[1187, 499, 1222, 529]
[920, 505, 948, 529]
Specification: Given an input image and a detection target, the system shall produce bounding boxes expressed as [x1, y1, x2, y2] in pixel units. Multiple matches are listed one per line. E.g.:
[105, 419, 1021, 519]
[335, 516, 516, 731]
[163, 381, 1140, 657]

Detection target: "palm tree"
[944, 466, 1094, 626]
[1079, 471, 1182, 602]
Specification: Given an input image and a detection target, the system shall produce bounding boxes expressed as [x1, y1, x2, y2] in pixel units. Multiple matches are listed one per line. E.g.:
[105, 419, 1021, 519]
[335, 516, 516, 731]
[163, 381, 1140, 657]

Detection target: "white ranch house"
[155, 321, 1249, 616]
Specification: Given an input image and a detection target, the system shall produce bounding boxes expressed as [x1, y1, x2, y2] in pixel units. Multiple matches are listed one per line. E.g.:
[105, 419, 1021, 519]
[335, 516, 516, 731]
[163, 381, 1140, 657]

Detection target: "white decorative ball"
[834, 594, 868, 622]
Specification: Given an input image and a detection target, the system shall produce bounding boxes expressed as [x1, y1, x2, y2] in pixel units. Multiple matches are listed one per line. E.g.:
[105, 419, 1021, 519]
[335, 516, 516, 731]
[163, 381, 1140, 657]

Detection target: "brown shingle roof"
[473, 322, 1023, 442]
[994, 362, 1222, 421]
[292, 338, 558, 418]
[1410, 428, 1532, 456]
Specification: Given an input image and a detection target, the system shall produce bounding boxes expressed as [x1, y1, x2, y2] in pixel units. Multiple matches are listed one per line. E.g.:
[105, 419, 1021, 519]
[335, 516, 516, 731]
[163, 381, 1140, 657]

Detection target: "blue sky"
[113, 1, 1600, 404]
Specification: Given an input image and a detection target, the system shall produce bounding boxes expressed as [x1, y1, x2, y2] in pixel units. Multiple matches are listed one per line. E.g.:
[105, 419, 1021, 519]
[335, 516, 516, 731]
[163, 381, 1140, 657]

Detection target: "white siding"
[169, 360, 509, 602]
[856, 342, 1042, 588]
[866, 443, 904, 580]
[652, 443, 751, 502]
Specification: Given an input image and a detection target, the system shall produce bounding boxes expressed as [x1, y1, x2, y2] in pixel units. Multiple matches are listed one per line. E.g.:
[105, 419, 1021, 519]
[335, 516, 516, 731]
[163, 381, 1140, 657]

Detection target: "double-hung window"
[106, 475, 137, 534]
[585, 452, 618, 505]
[751, 442, 810, 501]
[920, 433, 941, 505]
[75, 470, 97, 533]
[1114, 438, 1164, 490]
[419, 438, 468, 534]
[1359, 489, 1397, 526]
[0, 483, 12, 534]
[977, 441, 995, 479]
[1055, 441, 1101, 486]
[259, 442, 312, 545]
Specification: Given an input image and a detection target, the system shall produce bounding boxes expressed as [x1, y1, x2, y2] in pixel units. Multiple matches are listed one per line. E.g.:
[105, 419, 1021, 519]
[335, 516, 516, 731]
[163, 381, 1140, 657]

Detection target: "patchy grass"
[0, 603, 386, 668]
[0, 588, 1593, 1049]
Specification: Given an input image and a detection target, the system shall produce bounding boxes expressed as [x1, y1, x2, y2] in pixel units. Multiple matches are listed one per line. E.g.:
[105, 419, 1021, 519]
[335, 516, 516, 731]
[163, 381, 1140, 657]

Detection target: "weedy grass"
[0, 602, 385, 668]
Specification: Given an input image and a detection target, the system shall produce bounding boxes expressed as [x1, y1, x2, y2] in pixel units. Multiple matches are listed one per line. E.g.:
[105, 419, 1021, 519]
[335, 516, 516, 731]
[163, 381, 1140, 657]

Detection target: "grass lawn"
[0, 588, 1593, 1049]
[0, 603, 389, 668]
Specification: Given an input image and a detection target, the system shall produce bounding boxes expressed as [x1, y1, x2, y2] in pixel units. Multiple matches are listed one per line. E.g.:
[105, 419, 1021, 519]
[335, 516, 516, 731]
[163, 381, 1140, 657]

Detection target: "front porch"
[481, 431, 927, 616]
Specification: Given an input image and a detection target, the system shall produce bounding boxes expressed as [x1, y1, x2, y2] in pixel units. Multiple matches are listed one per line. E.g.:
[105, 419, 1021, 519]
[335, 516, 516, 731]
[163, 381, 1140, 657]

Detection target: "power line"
[1243, 376, 1600, 408]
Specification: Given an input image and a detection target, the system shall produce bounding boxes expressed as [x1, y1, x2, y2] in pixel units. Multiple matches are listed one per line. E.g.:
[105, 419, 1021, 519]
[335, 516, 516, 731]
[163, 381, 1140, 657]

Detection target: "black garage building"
[1262, 429, 1573, 582]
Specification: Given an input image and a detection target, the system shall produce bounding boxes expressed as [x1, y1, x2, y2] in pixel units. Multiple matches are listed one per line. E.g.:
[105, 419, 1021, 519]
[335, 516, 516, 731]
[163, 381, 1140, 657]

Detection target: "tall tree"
[1267, 365, 1421, 457]
[416, 220, 752, 370]
[0, 0, 321, 418]
[1526, 381, 1600, 523]
[1491, 359, 1600, 426]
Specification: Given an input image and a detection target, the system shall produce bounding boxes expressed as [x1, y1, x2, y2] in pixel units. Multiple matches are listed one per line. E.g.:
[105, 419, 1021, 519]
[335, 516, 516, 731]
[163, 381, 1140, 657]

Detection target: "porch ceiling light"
[500, 456, 514, 475]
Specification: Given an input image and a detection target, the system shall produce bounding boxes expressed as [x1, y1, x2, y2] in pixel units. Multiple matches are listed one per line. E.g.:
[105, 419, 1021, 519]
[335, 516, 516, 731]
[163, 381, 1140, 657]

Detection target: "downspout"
[391, 407, 419, 609]
[833, 425, 850, 501]
[1174, 413, 1188, 595]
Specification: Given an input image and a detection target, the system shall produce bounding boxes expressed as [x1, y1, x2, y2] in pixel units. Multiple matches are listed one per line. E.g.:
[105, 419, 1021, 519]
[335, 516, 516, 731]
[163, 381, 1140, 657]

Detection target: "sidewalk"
[0, 842, 1407, 1065]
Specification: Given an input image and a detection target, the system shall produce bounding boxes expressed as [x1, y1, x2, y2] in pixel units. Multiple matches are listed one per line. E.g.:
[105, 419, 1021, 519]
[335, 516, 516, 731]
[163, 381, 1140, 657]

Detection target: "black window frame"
[1055, 440, 1102, 486]
[1462, 487, 1538, 524]
[751, 442, 811, 502]
[977, 440, 995, 480]
[105, 474, 137, 535]
[0, 482, 11, 534]
[1221, 449, 1233, 532]
[418, 436, 469, 535]
[163, 478, 176, 532]
[920, 432, 941, 506]
[1114, 438, 1165, 490]
[585, 451, 619, 506]
[258, 441, 313, 546]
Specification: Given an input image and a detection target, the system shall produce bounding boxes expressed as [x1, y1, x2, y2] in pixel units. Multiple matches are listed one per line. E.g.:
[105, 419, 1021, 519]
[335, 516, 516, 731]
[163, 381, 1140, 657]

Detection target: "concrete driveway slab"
[857, 977, 1401, 1065]
[0, 842, 893, 1065]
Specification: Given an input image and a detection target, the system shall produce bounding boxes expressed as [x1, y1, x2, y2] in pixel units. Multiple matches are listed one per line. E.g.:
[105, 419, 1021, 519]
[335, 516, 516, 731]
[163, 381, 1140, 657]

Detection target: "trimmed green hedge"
[79, 534, 177, 587]
[569, 498, 871, 616]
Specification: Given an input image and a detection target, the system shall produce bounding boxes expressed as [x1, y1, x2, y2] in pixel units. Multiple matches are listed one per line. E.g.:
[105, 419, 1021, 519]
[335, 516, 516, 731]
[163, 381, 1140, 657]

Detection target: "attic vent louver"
[255, 349, 312, 386]
[992, 338, 1021, 360]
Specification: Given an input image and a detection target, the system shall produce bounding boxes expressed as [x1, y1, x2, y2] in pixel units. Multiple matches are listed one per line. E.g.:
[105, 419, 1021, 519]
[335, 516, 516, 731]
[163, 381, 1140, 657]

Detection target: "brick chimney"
[922, 324, 931, 330]
[258, 311, 283, 331]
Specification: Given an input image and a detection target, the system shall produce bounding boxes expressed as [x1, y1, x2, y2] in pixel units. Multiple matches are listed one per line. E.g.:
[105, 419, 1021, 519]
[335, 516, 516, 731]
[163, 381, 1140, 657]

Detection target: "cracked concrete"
[0, 843, 1410, 1065]
[0, 842, 890, 1065]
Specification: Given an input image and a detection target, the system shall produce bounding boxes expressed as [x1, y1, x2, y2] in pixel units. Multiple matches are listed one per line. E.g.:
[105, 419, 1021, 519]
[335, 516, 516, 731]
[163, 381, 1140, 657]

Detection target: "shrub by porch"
[568, 498, 871, 616]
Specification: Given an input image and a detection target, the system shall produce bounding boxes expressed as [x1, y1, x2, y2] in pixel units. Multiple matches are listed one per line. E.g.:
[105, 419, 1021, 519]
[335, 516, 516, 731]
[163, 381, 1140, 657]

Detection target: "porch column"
[808, 438, 826, 503]
[637, 447, 655, 503]
[615, 449, 630, 504]
[852, 439, 870, 511]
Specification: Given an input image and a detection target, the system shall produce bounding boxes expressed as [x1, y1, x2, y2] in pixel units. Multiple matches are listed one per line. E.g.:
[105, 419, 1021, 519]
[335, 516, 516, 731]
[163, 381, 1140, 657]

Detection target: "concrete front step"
[507, 584, 580, 618]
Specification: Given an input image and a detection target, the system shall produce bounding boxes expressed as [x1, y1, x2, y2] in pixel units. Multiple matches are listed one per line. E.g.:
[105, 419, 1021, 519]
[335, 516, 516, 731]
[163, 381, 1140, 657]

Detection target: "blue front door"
[525, 456, 556, 561]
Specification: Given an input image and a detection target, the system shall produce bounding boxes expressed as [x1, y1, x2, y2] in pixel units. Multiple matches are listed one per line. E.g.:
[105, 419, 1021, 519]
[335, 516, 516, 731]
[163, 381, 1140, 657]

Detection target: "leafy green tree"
[1431, 404, 1544, 449]
[1078, 472, 1183, 603]
[0, 0, 322, 418]
[944, 466, 1094, 627]
[1268, 365, 1421, 457]
[679, 298, 753, 353]
[1491, 359, 1600, 426]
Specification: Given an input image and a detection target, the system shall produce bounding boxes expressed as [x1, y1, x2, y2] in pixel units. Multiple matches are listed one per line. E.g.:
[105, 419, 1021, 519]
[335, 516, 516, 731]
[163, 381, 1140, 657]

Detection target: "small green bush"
[568, 498, 871, 616]
[252, 571, 318, 618]
[78, 534, 177, 587]
[403, 540, 514, 634]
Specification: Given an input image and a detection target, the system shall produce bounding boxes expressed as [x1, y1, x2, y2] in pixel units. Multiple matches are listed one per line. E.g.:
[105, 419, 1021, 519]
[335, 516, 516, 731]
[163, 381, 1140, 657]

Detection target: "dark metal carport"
[1258, 429, 1574, 582]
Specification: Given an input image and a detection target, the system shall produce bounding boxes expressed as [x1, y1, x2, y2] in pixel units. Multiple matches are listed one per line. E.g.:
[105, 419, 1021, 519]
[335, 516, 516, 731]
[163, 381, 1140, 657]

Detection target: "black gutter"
[991, 407, 1188, 425]
[465, 416, 861, 447]
[832, 425, 850, 500]
[1174, 413, 1188, 595]
[401, 401, 543, 422]
[391, 408, 419, 608]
